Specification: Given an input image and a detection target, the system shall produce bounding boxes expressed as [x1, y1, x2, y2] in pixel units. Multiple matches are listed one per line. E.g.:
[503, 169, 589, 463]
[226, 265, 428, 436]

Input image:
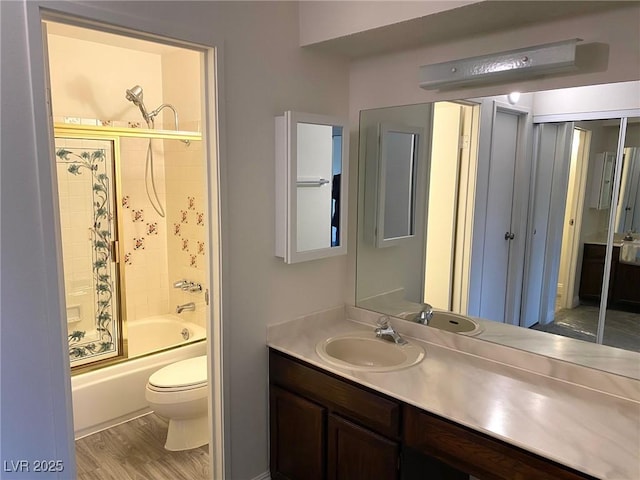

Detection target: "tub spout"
[176, 302, 195, 314]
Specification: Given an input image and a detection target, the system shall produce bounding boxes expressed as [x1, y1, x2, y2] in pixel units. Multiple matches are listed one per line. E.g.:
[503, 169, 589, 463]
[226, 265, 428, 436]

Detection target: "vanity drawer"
[404, 406, 595, 480]
[269, 349, 400, 439]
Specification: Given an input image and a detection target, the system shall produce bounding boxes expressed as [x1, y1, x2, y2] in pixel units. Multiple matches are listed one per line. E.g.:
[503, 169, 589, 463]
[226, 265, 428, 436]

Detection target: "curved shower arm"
[148, 103, 190, 145]
[149, 103, 180, 129]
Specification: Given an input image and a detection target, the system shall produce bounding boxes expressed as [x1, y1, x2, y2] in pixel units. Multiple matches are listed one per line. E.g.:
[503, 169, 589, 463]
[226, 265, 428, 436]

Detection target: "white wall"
[1, 2, 77, 477]
[298, 0, 477, 46]
[533, 81, 640, 118]
[1, 2, 349, 479]
[356, 103, 431, 306]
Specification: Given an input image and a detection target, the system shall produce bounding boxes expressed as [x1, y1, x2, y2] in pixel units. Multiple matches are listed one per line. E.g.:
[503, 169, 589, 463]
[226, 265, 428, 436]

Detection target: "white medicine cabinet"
[275, 111, 349, 264]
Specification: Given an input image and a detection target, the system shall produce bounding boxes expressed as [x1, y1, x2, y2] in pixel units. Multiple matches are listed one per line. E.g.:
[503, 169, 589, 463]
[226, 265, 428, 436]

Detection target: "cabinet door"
[612, 261, 640, 309]
[579, 244, 615, 303]
[327, 414, 399, 480]
[270, 386, 325, 480]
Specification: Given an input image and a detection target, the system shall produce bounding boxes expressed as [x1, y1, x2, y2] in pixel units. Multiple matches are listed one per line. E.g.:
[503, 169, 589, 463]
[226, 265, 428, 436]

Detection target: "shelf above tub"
[54, 123, 202, 142]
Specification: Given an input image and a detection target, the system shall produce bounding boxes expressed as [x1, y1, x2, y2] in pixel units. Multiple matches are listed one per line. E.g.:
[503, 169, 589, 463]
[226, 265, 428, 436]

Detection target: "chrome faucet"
[414, 303, 434, 325]
[173, 279, 203, 293]
[375, 316, 408, 345]
[176, 302, 196, 314]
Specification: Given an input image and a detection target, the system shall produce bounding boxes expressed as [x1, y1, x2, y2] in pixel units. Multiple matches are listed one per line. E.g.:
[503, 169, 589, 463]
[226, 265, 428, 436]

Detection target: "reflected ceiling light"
[507, 91, 521, 105]
[419, 39, 581, 90]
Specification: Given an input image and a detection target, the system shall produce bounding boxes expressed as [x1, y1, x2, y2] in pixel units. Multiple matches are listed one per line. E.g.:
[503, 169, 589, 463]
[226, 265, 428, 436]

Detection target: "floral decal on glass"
[196, 212, 204, 226]
[122, 195, 130, 209]
[190, 255, 198, 268]
[187, 196, 196, 210]
[197, 241, 205, 255]
[124, 252, 132, 265]
[173, 223, 181, 236]
[146, 222, 158, 236]
[181, 210, 188, 223]
[56, 147, 115, 362]
[182, 239, 190, 252]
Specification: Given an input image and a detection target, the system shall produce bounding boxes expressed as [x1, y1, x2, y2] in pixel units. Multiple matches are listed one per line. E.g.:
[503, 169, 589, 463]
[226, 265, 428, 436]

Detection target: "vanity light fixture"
[419, 39, 581, 90]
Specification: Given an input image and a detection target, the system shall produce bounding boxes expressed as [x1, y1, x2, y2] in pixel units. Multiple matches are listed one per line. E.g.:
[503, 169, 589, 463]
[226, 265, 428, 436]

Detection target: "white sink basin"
[398, 311, 482, 336]
[316, 332, 424, 372]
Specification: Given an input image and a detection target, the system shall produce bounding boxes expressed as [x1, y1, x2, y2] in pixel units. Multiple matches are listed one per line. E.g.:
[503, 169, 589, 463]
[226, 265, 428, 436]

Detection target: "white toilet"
[145, 355, 209, 451]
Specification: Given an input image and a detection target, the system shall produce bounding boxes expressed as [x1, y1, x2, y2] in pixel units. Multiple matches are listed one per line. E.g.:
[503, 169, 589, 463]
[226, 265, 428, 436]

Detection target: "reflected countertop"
[267, 306, 640, 480]
[583, 231, 636, 247]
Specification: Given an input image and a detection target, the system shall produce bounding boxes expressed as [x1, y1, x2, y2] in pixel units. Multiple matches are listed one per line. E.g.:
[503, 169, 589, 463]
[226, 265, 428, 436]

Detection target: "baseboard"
[571, 296, 580, 309]
[251, 471, 270, 480]
[74, 408, 152, 440]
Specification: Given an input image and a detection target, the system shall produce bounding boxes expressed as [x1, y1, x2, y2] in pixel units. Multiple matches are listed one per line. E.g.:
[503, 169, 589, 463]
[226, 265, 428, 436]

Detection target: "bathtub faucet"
[176, 302, 196, 314]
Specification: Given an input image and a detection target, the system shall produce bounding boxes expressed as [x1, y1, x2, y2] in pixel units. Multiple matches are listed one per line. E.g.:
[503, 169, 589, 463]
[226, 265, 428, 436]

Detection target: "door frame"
[26, 3, 228, 478]
[557, 127, 591, 310]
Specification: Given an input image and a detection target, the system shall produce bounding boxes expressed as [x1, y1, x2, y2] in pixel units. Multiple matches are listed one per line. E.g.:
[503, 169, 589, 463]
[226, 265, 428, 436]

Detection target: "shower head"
[125, 85, 150, 123]
[125, 85, 143, 104]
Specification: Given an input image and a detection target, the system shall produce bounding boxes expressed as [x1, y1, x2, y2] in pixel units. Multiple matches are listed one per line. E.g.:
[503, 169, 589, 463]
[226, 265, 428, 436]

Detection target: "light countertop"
[267, 308, 640, 480]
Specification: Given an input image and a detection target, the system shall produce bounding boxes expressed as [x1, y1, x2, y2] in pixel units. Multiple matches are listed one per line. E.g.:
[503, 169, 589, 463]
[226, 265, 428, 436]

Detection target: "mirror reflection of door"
[528, 118, 640, 352]
[478, 109, 520, 323]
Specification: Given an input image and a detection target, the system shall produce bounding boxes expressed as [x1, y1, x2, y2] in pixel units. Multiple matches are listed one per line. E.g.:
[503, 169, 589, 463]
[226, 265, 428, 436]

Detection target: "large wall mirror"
[276, 111, 348, 263]
[355, 81, 640, 376]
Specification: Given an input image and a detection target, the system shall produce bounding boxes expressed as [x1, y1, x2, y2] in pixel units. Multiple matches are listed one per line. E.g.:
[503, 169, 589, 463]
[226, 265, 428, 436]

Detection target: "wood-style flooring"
[75, 413, 208, 480]
[530, 304, 640, 352]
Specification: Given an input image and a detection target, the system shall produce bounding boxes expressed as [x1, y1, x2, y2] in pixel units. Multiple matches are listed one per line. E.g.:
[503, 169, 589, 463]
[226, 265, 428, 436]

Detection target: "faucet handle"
[376, 316, 390, 328]
[173, 279, 188, 289]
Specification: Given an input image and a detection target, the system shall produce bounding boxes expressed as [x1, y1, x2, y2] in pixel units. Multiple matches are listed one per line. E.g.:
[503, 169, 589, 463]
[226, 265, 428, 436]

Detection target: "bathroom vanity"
[267, 308, 639, 480]
[269, 350, 593, 480]
[579, 242, 640, 310]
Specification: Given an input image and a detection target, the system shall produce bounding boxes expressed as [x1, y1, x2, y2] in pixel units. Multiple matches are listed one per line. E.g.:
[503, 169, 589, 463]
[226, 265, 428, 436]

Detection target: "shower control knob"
[173, 279, 188, 289]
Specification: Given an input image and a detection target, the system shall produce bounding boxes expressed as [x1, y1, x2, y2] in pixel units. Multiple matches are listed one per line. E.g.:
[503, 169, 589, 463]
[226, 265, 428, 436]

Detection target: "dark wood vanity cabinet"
[579, 244, 615, 302]
[270, 386, 326, 480]
[327, 414, 399, 480]
[403, 406, 592, 480]
[579, 243, 640, 310]
[269, 349, 595, 480]
[269, 349, 400, 480]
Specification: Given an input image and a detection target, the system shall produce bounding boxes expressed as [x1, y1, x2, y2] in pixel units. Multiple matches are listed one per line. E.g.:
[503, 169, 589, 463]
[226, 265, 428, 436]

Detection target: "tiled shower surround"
[56, 125, 207, 364]
[119, 135, 207, 329]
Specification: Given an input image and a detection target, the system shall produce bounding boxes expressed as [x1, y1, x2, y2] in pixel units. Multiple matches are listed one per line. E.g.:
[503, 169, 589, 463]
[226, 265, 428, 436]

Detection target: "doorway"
[476, 103, 531, 325]
[556, 128, 590, 311]
[41, 16, 223, 479]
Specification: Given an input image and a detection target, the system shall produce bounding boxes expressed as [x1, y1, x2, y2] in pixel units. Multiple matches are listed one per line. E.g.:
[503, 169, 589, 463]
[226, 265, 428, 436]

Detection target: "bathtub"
[127, 315, 207, 357]
[71, 315, 207, 439]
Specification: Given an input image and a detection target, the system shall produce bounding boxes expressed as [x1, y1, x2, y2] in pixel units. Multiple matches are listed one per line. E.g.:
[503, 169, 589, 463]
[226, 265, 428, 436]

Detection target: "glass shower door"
[55, 136, 124, 368]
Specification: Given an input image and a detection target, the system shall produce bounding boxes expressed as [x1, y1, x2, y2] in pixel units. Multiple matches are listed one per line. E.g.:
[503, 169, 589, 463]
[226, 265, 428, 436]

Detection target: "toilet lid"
[148, 355, 207, 389]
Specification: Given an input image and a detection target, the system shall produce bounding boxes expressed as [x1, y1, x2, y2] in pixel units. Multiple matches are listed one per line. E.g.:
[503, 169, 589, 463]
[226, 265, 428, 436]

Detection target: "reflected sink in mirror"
[398, 311, 482, 336]
[316, 332, 424, 372]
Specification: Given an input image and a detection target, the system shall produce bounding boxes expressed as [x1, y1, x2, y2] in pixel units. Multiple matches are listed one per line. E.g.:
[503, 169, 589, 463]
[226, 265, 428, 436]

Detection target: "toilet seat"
[147, 355, 207, 391]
